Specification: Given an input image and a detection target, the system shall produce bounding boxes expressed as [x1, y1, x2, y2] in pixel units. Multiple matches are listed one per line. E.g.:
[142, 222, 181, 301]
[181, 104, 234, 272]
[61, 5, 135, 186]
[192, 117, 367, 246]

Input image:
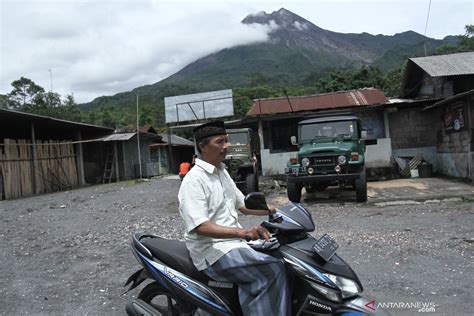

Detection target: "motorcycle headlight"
[301, 157, 310, 167]
[308, 281, 342, 302]
[323, 273, 362, 298]
[337, 155, 347, 165]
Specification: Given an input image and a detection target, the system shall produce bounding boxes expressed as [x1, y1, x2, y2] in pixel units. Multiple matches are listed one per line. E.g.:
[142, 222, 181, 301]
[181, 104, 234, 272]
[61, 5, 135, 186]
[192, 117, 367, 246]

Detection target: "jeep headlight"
[301, 157, 310, 167]
[323, 273, 361, 299]
[337, 155, 347, 165]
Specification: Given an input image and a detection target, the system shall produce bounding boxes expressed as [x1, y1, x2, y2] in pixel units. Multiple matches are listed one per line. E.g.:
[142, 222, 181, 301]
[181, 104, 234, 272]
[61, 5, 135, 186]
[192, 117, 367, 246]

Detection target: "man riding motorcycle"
[178, 121, 291, 316]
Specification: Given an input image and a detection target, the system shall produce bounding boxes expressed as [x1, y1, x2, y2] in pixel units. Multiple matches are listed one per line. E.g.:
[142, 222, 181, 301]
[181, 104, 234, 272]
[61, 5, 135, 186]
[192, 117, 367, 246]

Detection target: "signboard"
[164, 89, 233, 124]
[444, 102, 466, 133]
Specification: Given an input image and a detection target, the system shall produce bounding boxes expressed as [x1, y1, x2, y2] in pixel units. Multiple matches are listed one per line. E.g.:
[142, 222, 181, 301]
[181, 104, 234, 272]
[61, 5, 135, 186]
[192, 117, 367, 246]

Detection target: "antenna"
[423, 0, 432, 56]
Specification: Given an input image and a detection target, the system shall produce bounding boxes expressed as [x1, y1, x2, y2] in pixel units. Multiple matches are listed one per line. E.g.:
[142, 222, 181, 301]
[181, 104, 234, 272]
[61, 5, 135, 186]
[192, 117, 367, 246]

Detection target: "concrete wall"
[471, 152, 474, 182]
[437, 153, 470, 178]
[437, 130, 470, 179]
[436, 96, 472, 179]
[438, 130, 470, 153]
[389, 107, 440, 150]
[365, 138, 392, 168]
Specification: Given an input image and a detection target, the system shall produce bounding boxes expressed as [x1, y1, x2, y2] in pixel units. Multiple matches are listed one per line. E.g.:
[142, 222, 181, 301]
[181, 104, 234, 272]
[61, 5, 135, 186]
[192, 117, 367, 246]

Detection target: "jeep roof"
[299, 115, 360, 125]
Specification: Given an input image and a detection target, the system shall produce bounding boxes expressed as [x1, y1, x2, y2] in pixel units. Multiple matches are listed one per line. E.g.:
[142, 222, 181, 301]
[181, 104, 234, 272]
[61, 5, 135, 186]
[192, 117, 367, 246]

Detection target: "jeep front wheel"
[245, 173, 257, 194]
[355, 172, 368, 202]
[287, 182, 302, 203]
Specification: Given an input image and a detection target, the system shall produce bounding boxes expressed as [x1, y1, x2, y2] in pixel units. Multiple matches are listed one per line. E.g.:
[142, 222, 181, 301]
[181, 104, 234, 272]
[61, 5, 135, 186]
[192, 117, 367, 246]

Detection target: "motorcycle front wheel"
[138, 282, 194, 316]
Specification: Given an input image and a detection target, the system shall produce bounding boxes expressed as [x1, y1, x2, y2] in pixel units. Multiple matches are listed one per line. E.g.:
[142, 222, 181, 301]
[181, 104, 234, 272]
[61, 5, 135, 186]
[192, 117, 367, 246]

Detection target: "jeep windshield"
[299, 120, 357, 143]
[227, 132, 248, 146]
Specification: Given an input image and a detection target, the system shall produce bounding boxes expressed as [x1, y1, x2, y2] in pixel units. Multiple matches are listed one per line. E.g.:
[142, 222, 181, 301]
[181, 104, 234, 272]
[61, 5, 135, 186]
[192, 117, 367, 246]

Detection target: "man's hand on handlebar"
[242, 224, 271, 241]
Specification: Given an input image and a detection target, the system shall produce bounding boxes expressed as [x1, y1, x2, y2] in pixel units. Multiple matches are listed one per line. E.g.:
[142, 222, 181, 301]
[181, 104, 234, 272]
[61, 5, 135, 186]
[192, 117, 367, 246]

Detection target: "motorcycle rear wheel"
[138, 282, 194, 316]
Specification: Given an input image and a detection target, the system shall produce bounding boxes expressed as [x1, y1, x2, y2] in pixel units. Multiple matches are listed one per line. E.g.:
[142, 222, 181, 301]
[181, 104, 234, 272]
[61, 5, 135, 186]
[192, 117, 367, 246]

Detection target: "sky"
[1, 0, 472, 103]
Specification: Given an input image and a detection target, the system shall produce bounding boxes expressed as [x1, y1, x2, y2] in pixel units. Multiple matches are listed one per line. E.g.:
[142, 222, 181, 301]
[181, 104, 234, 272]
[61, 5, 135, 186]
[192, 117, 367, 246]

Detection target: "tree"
[100, 107, 118, 128]
[0, 94, 8, 108]
[249, 72, 267, 86]
[63, 94, 76, 107]
[458, 24, 474, 51]
[7, 77, 45, 108]
[44, 91, 62, 108]
[382, 64, 405, 97]
[436, 24, 474, 54]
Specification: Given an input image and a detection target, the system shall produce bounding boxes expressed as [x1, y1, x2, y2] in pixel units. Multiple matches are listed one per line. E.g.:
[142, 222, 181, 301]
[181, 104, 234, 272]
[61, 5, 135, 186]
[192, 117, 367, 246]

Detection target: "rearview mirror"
[361, 131, 367, 139]
[290, 136, 297, 145]
[244, 192, 269, 210]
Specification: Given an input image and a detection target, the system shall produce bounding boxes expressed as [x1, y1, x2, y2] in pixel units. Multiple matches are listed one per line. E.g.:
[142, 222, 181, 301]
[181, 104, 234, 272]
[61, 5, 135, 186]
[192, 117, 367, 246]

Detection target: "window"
[267, 119, 298, 153]
[228, 132, 248, 145]
[300, 121, 357, 142]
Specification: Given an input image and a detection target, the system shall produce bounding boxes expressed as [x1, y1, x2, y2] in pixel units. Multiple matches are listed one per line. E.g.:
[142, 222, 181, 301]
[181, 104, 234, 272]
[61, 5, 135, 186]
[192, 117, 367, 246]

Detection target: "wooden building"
[0, 109, 112, 200]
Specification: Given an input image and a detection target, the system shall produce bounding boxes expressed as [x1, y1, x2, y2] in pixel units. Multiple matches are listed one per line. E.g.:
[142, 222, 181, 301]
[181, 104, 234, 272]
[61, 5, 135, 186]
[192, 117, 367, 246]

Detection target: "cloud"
[1, 0, 471, 103]
[1, 1, 271, 103]
[293, 21, 309, 31]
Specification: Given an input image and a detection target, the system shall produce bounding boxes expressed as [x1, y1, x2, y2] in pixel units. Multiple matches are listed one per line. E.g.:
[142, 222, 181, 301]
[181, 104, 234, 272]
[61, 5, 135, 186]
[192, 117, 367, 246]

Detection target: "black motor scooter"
[124, 192, 389, 315]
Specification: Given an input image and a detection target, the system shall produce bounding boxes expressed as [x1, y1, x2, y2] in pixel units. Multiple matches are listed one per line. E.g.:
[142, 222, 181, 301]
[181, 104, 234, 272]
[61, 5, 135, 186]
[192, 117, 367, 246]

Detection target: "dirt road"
[0, 178, 472, 315]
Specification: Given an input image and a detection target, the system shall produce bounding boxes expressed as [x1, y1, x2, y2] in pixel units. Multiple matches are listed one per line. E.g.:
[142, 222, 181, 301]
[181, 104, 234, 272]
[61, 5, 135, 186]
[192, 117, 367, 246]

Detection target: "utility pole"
[48, 69, 53, 91]
[136, 94, 142, 179]
[48, 69, 53, 107]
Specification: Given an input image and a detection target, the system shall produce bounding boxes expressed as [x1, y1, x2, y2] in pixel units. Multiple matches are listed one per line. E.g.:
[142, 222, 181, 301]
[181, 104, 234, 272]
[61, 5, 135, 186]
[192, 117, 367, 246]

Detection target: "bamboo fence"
[0, 139, 78, 200]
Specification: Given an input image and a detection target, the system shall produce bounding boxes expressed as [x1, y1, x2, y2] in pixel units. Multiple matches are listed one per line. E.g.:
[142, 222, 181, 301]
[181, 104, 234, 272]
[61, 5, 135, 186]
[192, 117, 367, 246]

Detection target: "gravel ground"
[0, 177, 472, 315]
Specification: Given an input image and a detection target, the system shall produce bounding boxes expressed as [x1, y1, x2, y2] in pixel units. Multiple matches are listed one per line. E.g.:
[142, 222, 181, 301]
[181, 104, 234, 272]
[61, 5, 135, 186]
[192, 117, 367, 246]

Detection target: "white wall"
[365, 138, 392, 168]
[260, 149, 297, 176]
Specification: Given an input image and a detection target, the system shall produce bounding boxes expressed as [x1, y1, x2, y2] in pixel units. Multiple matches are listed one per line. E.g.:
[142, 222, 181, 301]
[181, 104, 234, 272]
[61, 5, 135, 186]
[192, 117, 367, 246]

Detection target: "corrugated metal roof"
[157, 133, 194, 146]
[102, 133, 136, 141]
[0, 108, 112, 131]
[247, 88, 387, 117]
[387, 97, 441, 104]
[409, 52, 474, 77]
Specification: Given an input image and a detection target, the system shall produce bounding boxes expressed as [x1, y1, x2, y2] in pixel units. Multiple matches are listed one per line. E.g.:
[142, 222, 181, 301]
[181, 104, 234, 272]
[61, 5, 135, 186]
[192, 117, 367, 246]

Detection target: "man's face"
[200, 134, 228, 164]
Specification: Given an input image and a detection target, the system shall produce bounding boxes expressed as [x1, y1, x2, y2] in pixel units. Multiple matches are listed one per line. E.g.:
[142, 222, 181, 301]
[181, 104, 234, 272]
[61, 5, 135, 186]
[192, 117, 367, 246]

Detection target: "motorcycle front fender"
[337, 295, 391, 315]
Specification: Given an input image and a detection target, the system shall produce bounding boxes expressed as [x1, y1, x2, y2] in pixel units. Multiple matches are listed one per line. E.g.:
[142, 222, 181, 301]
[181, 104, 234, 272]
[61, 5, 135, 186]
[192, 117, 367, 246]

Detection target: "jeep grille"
[312, 156, 336, 165]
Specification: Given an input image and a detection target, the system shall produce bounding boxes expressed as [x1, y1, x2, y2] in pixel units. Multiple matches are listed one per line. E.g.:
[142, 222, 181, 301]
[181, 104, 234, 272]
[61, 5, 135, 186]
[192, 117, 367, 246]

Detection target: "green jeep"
[224, 128, 259, 194]
[285, 116, 367, 203]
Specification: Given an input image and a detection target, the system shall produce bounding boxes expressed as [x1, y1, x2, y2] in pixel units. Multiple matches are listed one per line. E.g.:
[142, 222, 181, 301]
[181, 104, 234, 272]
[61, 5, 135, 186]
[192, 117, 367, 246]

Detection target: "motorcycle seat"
[142, 236, 209, 282]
